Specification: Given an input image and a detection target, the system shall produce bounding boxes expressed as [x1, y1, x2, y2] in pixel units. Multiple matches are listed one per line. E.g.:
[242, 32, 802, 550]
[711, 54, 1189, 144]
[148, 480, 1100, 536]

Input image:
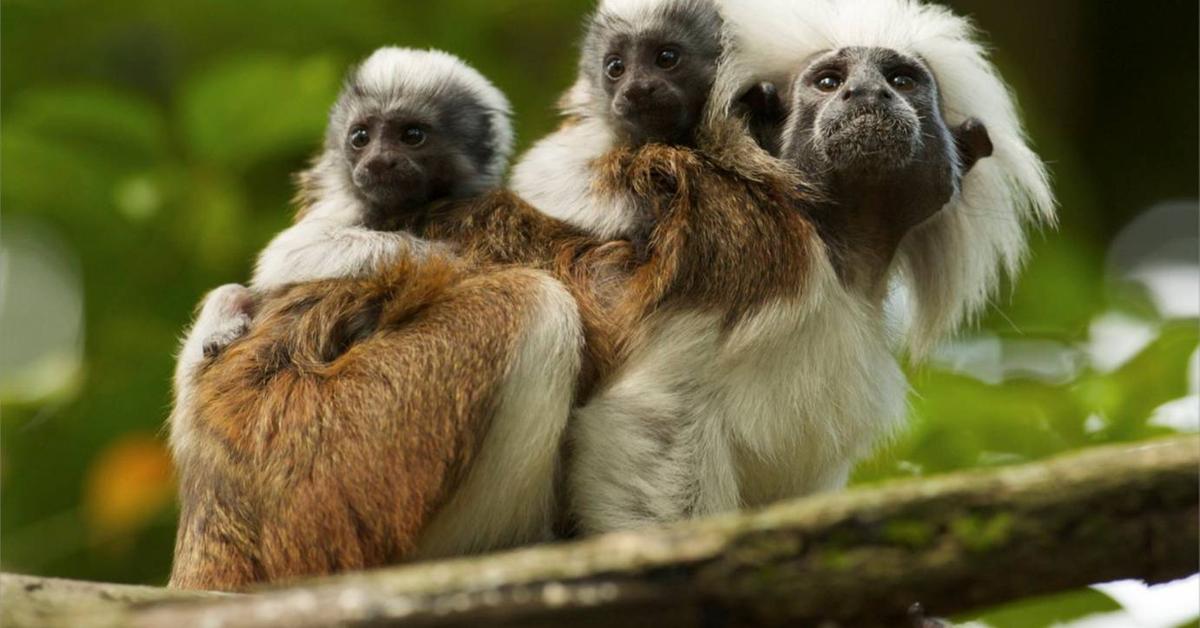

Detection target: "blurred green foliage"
[1, 0, 1197, 623]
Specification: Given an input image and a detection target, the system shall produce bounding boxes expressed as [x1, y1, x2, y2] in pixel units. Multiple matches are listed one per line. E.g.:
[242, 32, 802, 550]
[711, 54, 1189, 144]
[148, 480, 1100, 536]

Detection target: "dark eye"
[890, 73, 917, 91]
[656, 47, 681, 70]
[349, 126, 370, 149]
[605, 55, 625, 80]
[814, 73, 843, 93]
[401, 126, 426, 147]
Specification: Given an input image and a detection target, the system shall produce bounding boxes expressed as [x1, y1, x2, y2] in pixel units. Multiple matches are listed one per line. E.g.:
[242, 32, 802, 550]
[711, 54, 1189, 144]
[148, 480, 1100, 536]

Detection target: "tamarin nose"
[625, 80, 659, 101]
[843, 83, 892, 103]
[366, 157, 399, 176]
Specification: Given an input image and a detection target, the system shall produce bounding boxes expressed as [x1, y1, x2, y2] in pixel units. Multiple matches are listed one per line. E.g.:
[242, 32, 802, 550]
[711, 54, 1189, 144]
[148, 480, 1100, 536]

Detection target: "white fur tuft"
[717, 0, 1056, 356]
[598, 0, 679, 22]
[510, 117, 640, 239]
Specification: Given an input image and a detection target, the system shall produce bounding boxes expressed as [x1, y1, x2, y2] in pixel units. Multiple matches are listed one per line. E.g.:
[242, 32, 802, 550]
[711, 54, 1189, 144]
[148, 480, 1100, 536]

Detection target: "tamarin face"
[325, 49, 513, 230]
[787, 47, 942, 176]
[341, 106, 461, 215]
[783, 46, 993, 224]
[584, 0, 723, 146]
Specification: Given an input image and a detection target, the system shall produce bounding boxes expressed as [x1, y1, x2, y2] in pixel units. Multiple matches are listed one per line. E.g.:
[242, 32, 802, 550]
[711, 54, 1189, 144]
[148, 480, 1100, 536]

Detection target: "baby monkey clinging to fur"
[252, 47, 513, 293]
[170, 46, 641, 590]
[180, 48, 512, 363]
[168, 51, 569, 590]
[564, 0, 1053, 535]
[584, 0, 723, 146]
[510, 0, 724, 239]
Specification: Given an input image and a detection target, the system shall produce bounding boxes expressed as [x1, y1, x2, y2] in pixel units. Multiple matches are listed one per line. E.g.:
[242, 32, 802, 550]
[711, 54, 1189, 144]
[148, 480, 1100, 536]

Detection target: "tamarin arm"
[251, 219, 450, 293]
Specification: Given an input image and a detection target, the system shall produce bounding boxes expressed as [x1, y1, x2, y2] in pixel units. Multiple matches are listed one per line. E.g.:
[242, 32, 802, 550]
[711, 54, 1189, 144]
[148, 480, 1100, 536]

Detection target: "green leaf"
[963, 587, 1123, 628]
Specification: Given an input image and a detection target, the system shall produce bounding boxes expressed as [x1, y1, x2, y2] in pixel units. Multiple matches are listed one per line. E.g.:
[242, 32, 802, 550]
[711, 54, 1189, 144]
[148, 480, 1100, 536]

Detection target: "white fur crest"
[717, 0, 1056, 356]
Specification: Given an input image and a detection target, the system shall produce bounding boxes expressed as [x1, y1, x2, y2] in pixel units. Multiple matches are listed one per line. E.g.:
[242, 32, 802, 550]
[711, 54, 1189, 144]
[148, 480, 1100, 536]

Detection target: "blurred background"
[1, 0, 1196, 625]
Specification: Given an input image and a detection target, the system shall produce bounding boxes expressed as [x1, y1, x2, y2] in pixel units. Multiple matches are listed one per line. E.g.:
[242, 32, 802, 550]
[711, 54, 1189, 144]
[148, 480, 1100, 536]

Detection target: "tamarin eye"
[655, 47, 681, 70]
[890, 74, 917, 91]
[604, 55, 625, 80]
[815, 73, 843, 92]
[401, 126, 426, 147]
[349, 126, 370, 149]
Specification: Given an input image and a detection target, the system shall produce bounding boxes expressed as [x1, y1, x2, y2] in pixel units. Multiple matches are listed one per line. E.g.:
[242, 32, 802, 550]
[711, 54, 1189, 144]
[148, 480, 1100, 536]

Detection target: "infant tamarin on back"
[170, 49, 634, 590]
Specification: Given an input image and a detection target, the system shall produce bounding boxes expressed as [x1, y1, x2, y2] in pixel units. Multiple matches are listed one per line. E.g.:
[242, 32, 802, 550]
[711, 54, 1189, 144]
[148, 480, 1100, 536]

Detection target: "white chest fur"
[567, 264, 908, 534]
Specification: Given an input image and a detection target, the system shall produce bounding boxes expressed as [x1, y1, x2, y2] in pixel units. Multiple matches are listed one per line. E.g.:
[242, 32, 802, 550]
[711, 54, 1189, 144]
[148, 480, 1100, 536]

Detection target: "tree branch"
[5, 436, 1197, 628]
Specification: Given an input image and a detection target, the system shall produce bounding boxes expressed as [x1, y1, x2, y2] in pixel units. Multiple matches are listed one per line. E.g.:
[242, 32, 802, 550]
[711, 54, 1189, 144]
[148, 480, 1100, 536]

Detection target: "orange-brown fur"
[413, 190, 634, 392]
[172, 257, 557, 589]
[594, 130, 823, 332]
[171, 189, 634, 590]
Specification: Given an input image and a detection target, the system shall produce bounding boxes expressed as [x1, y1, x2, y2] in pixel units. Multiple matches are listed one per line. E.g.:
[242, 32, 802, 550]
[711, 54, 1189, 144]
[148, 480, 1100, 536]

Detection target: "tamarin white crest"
[176, 47, 517, 397]
[717, 0, 1057, 355]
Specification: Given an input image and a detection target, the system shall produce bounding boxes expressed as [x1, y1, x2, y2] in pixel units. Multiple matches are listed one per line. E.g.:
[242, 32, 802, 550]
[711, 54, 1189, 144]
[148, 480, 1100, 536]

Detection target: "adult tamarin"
[720, 0, 1057, 354]
[170, 49, 629, 590]
[558, 0, 1055, 534]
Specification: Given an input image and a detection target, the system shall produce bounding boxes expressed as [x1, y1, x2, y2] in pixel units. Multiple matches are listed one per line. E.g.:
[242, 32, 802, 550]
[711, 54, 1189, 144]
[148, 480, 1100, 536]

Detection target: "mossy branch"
[5, 436, 1197, 628]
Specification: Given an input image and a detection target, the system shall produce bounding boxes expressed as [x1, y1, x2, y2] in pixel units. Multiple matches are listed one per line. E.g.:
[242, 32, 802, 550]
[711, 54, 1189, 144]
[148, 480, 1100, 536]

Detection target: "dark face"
[782, 46, 992, 229]
[600, 32, 717, 146]
[343, 109, 464, 218]
[786, 47, 941, 177]
[779, 47, 994, 291]
[584, 0, 723, 148]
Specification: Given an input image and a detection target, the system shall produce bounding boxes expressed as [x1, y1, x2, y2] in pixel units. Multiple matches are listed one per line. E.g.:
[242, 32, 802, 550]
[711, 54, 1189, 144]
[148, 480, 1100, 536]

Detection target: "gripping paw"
[195, 284, 256, 359]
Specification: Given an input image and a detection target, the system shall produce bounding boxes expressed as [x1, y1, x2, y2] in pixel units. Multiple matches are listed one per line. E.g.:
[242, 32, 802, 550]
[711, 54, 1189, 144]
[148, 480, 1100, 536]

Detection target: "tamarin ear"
[738, 81, 786, 154]
[953, 117, 993, 174]
[738, 81, 784, 125]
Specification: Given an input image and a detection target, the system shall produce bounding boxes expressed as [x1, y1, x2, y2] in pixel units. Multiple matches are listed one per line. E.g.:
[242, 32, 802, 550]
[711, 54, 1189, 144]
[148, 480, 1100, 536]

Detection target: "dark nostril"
[628, 82, 657, 99]
[368, 159, 398, 175]
[844, 85, 890, 102]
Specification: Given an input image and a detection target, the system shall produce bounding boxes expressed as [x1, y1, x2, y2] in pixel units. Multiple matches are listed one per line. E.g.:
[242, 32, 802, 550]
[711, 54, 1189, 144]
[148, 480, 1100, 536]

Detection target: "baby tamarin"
[179, 47, 513, 366]
[561, 0, 1055, 534]
[509, 0, 724, 240]
[170, 49, 629, 590]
